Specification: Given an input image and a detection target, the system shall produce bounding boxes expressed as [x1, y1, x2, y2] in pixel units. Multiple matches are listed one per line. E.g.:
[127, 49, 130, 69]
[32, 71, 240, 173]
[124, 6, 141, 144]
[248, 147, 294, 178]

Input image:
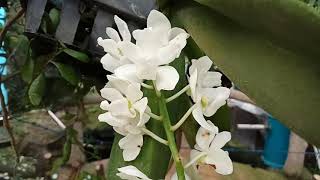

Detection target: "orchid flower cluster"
[97, 10, 233, 180]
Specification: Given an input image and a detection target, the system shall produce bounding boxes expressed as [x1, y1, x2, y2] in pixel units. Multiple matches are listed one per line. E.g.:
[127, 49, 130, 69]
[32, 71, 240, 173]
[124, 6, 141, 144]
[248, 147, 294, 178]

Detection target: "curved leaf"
[194, 0, 320, 58]
[52, 62, 79, 85]
[174, 3, 320, 146]
[21, 55, 34, 84]
[63, 49, 89, 63]
[28, 73, 46, 106]
[49, 8, 60, 32]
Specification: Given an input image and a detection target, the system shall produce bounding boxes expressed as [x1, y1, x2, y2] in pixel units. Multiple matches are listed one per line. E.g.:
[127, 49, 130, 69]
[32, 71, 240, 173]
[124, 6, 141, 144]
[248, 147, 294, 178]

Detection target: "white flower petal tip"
[171, 172, 191, 180]
[155, 66, 179, 91]
[106, 27, 121, 42]
[192, 106, 218, 133]
[114, 15, 131, 42]
[147, 10, 171, 32]
[117, 165, 151, 180]
[119, 134, 143, 161]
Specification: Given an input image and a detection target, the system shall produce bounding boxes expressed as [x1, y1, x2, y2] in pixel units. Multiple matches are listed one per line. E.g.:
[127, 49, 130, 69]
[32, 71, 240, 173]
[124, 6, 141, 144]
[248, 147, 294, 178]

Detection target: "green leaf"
[193, 0, 320, 58]
[28, 74, 46, 106]
[174, 2, 320, 146]
[51, 128, 72, 173]
[63, 49, 89, 63]
[52, 62, 79, 85]
[48, 8, 60, 32]
[21, 55, 34, 84]
[12, 35, 29, 62]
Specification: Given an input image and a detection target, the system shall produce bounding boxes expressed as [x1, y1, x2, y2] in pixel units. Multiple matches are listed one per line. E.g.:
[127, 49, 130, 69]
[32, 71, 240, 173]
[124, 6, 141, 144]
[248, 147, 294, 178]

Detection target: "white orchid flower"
[97, 15, 132, 73]
[99, 105, 150, 161]
[118, 10, 189, 91]
[188, 56, 230, 132]
[117, 165, 151, 180]
[98, 75, 151, 161]
[99, 75, 148, 119]
[189, 121, 233, 175]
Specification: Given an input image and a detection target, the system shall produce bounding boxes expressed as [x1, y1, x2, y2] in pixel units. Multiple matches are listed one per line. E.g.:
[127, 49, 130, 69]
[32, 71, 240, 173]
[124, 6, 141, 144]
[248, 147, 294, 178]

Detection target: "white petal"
[101, 54, 121, 73]
[136, 63, 158, 80]
[168, 27, 187, 41]
[203, 87, 230, 117]
[147, 10, 171, 32]
[196, 120, 218, 150]
[109, 98, 135, 117]
[122, 148, 141, 162]
[113, 126, 128, 136]
[202, 71, 222, 88]
[100, 87, 123, 101]
[155, 66, 179, 91]
[133, 97, 148, 121]
[119, 41, 144, 64]
[119, 134, 143, 161]
[107, 75, 130, 94]
[189, 69, 198, 102]
[132, 28, 164, 57]
[98, 112, 124, 127]
[124, 84, 143, 103]
[210, 131, 231, 150]
[100, 100, 110, 110]
[118, 165, 151, 180]
[106, 27, 121, 42]
[125, 124, 143, 135]
[97, 37, 118, 56]
[156, 33, 189, 66]
[116, 172, 136, 180]
[137, 106, 151, 126]
[189, 56, 212, 75]
[192, 105, 219, 133]
[206, 149, 233, 175]
[119, 134, 143, 149]
[114, 64, 141, 83]
[114, 15, 131, 41]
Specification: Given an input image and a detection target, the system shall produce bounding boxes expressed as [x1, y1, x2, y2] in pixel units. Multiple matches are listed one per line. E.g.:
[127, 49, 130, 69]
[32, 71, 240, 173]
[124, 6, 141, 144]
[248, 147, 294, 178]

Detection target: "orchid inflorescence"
[97, 10, 233, 180]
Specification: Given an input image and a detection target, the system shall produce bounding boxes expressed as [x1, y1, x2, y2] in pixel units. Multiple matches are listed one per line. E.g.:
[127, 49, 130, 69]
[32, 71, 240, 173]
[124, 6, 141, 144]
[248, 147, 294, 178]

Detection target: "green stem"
[166, 85, 190, 103]
[145, 111, 162, 121]
[171, 104, 197, 131]
[159, 95, 186, 180]
[141, 127, 168, 145]
[141, 82, 154, 89]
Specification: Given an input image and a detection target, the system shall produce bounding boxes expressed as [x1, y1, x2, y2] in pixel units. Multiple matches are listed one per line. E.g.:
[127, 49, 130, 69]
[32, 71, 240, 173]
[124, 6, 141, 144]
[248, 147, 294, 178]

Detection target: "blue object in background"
[0, 7, 5, 27]
[0, 6, 8, 109]
[262, 116, 290, 168]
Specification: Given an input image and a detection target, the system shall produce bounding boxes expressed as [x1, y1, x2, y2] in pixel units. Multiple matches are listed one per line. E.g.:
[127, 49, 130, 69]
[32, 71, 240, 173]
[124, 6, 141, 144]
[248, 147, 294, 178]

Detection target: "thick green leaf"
[11, 35, 29, 63]
[21, 55, 34, 84]
[63, 49, 89, 63]
[194, 0, 320, 58]
[48, 8, 60, 32]
[209, 105, 231, 132]
[52, 62, 79, 85]
[28, 74, 46, 106]
[174, 3, 320, 146]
